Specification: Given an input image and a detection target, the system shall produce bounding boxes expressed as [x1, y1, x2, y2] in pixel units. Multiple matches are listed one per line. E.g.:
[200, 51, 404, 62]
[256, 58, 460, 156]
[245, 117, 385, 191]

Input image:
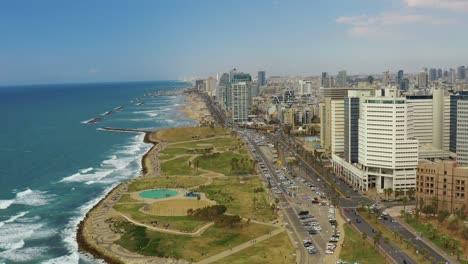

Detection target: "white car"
[325, 249, 334, 254]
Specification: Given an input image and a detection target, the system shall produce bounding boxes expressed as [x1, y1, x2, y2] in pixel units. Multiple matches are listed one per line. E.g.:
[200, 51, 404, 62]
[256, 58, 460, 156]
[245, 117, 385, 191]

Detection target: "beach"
[76, 92, 209, 264]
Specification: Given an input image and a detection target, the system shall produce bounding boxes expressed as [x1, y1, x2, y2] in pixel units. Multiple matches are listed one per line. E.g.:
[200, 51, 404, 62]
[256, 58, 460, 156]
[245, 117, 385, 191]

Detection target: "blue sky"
[0, 0, 467, 85]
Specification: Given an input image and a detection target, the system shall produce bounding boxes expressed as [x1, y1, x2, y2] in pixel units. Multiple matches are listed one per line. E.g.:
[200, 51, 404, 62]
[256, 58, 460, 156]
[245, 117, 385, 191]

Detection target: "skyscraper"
[418, 71, 428, 88]
[450, 91, 468, 152]
[429, 68, 437, 81]
[257, 71, 266, 86]
[458, 66, 466, 80]
[336, 70, 347, 87]
[400, 78, 410, 91]
[437, 68, 443, 79]
[450, 68, 456, 85]
[397, 70, 404, 83]
[382, 71, 390, 86]
[457, 99, 468, 166]
[321, 72, 330, 87]
[230, 72, 253, 123]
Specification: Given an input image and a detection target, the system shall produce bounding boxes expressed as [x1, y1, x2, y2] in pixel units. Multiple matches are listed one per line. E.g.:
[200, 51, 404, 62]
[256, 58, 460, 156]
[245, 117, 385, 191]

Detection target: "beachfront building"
[230, 72, 253, 123]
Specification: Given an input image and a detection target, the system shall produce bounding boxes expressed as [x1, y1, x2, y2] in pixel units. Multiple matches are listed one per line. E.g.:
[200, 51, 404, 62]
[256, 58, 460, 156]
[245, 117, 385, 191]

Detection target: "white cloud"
[404, 0, 468, 12]
[336, 12, 458, 38]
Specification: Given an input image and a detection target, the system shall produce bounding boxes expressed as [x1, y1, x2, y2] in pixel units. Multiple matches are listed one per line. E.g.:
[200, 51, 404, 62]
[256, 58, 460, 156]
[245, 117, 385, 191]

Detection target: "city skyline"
[1, 0, 468, 85]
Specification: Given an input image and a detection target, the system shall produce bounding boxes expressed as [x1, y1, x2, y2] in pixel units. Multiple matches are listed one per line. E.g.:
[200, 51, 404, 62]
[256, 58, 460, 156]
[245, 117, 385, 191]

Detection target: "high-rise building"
[429, 68, 437, 81]
[321, 72, 329, 87]
[418, 71, 428, 88]
[450, 68, 456, 85]
[406, 95, 433, 145]
[358, 88, 418, 192]
[332, 88, 419, 193]
[298, 80, 313, 95]
[343, 90, 373, 163]
[382, 71, 390, 86]
[432, 88, 450, 151]
[397, 70, 404, 84]
[257, 71, 266, 86]
[400, 78, 410, 91]
[331, 100, 344, 154]
[458, 66, 466, 80]
[230, 81, 252, 123]
[457, 99, 468, 166]
[437, 68, 443, 79]
[450, 91, 468, 152]
[336, 70, 347, 87]
[204, 77, 217, 97]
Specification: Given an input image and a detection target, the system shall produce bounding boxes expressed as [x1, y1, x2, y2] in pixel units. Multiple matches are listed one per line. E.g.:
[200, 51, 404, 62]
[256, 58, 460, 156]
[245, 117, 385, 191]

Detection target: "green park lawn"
[113, 203, 207, 232]
[115, 220, 275, 262]
[161, 156, 198, 176]
[194, 151, 255, 176]
[339, 224, 385, 264]
[157, 127, 228, 142]
[212, 231, 295, 264]
[127, 176, 208, 192]
[195, 176, 275, 222]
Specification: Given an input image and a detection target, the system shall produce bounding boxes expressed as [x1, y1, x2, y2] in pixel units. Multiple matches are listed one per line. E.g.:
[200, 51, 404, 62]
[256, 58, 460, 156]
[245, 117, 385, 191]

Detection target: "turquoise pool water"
[139, 189, 179, 199]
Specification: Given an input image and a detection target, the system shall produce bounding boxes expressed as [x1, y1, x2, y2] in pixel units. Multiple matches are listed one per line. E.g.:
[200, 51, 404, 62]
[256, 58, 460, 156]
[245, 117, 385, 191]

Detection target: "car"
[303, 241, 312, 247]
[308, 247, 318, 254]
[325, 249, 334, 254]
[356, 218, 362, 223]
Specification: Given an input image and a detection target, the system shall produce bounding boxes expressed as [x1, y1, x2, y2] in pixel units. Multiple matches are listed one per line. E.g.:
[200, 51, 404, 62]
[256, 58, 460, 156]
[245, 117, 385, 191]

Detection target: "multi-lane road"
[241, 129, 452, 264]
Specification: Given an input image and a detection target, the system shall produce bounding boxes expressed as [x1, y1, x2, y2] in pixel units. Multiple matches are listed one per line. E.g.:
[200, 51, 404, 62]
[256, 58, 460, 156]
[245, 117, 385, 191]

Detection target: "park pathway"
[195, 227, 286, 264]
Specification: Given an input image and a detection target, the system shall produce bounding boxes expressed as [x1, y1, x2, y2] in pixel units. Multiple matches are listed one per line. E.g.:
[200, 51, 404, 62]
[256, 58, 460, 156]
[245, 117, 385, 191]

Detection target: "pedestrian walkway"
[195, 227, 286, 264]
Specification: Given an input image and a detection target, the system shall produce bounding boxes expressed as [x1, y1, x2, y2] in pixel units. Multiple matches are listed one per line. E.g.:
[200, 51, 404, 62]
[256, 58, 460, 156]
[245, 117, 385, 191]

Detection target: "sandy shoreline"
[76, 92, 209, 264]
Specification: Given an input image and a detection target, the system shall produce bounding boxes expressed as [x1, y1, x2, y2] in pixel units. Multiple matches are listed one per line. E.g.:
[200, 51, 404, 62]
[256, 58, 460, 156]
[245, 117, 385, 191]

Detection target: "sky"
[0, 0, 468, 85]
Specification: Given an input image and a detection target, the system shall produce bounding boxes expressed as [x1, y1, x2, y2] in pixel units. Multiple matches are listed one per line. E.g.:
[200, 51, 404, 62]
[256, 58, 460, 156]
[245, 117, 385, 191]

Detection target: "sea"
[0, 81, 196, 264]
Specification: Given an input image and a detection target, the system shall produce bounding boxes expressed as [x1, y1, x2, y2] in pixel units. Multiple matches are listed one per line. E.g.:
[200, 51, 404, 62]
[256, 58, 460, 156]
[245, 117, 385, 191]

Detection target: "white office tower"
[231, 82, 252, 123]
[450, 69, 456, 85]
[456, 99, 468, 166]
[331, 100, 344, 154]
[298, 80, 313, 95]
[358, 88, 419, 192]
[406, 96, 433, 144]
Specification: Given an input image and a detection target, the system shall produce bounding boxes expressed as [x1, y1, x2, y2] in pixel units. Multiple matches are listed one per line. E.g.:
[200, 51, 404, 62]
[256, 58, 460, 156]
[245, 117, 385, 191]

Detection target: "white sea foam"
[0, 246, 48, 262]
[79, 167, 93, 174]
[44, 186, 115, 264]
[0, 189, 54, 210]
[0, 200, 14, 210]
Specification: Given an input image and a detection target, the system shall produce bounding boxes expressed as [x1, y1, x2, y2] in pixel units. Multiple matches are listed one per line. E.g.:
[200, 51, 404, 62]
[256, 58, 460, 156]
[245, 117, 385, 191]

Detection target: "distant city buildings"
[336, 70, 347, 87]
[418, 71, 428, 89]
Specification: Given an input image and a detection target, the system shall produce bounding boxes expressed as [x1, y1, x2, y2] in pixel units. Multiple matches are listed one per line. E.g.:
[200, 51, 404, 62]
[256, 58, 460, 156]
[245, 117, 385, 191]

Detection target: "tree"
[441, 234, 450, 248]
[437, 210, 450, 227]
[407, 188, 416, 199]
[448, 218, 461, 234]
[431, 196, 439, 214]
[402, 196, 408, 215]
[462, 226, 468, 250]
[387, 188, 393, 198]
[455, 247, 463, 260]
[374, 231, 382, 247]
[362, 232, 367, 245]
[421, 248, 429, 258]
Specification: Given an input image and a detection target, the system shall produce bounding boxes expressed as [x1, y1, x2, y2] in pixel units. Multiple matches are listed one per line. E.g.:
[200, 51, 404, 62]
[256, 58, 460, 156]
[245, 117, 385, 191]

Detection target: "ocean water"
[0, 81, 195, 264]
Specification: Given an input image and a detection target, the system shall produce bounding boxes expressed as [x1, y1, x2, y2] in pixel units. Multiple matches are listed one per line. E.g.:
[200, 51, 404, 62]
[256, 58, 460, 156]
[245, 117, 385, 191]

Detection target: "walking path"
[119, 213, 215, 236]
[195, 227, 286, 264]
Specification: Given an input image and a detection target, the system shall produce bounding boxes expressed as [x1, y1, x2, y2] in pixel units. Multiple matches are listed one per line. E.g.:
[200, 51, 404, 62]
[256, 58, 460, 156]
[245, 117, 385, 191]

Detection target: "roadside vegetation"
[339, 224, 385, 264]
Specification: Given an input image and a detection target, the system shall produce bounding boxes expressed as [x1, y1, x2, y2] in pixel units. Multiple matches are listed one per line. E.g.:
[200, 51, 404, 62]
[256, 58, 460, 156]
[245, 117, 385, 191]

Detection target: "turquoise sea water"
[0, 81, 195, 263]
[139, 189, 178, 199]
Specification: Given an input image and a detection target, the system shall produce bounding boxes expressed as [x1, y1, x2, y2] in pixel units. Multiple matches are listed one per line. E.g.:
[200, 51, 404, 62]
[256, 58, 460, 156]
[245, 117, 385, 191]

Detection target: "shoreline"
[76, 92, 207, 264]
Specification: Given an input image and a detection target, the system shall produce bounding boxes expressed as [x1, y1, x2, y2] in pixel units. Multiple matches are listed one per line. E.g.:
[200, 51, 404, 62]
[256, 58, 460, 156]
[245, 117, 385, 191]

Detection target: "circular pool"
[139, 189, 179, 199]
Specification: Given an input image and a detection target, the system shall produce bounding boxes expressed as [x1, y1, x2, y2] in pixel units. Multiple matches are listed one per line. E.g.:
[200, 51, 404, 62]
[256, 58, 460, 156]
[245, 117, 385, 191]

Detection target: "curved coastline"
[76, 131, 158, 264]
[76, 91, 203, 263]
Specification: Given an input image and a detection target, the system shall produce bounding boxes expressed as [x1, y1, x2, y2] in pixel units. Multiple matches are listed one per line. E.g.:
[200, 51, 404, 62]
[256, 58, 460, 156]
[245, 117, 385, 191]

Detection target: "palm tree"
[441, 234, 449, 248]
[387, 188, 393, 198]
[362, 232, 367, 245]
[402, 196, 408, 216]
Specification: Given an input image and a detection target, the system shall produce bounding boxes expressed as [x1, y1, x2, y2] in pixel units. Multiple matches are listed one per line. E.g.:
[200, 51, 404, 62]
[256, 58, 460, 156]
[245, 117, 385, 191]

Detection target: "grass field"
[161, 156, 198, 176]
[212, 231, 295, 264]
[115, 220, 275, 261]
[157, 127, 228, 142]
[145, 199, 215, 216]
[194, 152, 254, 176]
[195, 176, 275, 222]
[167, 137, 241, 150]
[127, 176, 208, 192]
[339, 224, 385, 264]
[117, 194, 140, 203]
[113, 203, 207, 232]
